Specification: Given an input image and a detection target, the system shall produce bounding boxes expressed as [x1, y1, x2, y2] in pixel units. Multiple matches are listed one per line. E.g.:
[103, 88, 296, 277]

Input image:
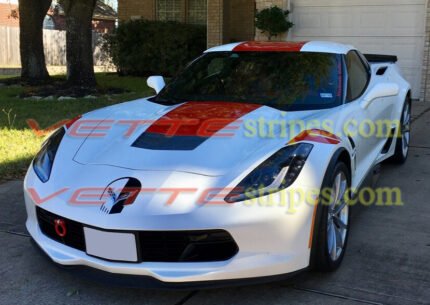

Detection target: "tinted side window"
[346, 51, 369, 101]
[357, 51, 370, 71]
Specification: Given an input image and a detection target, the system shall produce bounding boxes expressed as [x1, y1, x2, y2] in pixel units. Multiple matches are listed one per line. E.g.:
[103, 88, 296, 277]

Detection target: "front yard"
[0, 74, 152, 182]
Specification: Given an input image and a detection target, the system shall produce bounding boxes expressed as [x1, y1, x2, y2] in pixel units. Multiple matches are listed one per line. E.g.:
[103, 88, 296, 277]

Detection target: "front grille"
[37, 206, 86, 251]
[36, 207, 239, 263]
[139, 231, 239, 262]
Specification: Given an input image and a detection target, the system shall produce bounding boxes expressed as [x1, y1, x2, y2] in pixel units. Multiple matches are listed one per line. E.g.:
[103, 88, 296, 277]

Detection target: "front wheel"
[389, 98, 411, 164]
[311, 162, 351, 272]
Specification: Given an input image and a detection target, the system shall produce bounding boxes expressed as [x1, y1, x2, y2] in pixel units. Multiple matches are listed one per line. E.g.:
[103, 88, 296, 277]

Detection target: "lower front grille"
[139, 231, 239, 262]
[37, 206, 86, 251]
[36, 207, 239, 263]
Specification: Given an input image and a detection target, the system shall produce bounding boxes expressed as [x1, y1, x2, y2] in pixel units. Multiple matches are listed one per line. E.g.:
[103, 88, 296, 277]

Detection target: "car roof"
[205, 41, 355, 55]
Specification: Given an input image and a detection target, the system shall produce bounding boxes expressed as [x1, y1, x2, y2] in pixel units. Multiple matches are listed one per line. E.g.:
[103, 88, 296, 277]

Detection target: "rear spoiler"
[364, 54, 398, 63]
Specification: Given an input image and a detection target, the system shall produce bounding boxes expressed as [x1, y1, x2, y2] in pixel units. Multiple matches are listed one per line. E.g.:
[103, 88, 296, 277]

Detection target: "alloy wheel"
[401, 102, 411, 157]
[327, 171, 349, 261]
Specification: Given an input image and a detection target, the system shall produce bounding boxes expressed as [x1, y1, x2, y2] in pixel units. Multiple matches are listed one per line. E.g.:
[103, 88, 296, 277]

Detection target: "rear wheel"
[311, 162, 351, 272]
[389, 98, 411, 164]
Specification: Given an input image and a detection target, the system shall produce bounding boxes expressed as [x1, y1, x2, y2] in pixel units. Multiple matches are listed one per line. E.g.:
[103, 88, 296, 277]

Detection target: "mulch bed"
[20, 82, 127, 99]
[0, 77, 128, 99]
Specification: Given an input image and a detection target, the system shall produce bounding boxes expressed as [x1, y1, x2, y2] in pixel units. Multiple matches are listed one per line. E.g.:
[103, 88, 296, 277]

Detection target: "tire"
[388, 97, 411, 164]
[311, 162, 351, 272]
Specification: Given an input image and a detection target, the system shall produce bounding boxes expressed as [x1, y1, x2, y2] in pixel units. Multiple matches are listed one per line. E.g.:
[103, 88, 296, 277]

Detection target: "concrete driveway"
[1, 104, 429, 305]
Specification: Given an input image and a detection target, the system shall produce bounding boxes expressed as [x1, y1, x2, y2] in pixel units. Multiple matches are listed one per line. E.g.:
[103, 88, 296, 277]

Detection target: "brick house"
[118, 0, 430, 101]
[0, 1, 19, 27]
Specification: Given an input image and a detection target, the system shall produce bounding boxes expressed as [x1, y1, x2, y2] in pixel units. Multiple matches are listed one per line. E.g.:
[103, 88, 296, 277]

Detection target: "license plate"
[84, 227, 138, 262]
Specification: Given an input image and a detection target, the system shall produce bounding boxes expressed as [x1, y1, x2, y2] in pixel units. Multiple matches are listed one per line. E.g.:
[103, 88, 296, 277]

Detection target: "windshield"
[153, 52, 343, 111]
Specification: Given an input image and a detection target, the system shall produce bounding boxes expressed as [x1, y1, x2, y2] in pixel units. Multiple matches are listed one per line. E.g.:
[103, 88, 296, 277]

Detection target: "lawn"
[0, 73, 153, 182]
[0, 75, 18, 79]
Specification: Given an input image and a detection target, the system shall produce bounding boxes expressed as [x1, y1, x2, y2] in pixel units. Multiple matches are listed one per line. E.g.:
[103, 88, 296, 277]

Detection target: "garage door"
[290, 0, 426, 99]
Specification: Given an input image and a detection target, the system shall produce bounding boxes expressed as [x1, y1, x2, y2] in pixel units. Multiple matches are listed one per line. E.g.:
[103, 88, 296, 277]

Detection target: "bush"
[255, 6, 294, 40]
[104, 20, 207, 77]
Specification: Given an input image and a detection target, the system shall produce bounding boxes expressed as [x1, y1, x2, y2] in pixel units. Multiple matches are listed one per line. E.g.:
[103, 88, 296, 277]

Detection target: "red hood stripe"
[233, 41, 308, 52]
[146, 102, 261, 137]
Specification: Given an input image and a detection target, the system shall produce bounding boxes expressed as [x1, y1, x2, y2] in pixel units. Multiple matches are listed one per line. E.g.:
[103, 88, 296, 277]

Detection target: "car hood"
[72, 98, 327, 176]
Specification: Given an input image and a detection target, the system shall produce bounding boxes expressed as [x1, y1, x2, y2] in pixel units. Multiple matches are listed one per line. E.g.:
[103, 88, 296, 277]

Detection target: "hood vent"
[133, 133, 208, 151]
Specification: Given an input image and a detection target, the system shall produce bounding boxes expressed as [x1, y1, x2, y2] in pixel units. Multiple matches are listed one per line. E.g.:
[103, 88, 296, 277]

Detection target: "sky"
[103, 0, 118, 11]
[0, 0, 18, 4]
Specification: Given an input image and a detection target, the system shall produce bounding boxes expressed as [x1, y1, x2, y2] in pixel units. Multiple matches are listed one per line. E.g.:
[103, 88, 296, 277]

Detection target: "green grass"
[0, 73, 153, 182]
[0, 75, 18, 79]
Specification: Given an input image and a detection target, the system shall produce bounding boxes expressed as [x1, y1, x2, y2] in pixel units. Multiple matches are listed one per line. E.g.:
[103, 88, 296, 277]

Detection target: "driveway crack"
[173, 290, 199, 305]
[410, 145, 430, 150]
[412, 106, 430, 123]
[293, 286, 384, 305]
[0, 229, 30, 237]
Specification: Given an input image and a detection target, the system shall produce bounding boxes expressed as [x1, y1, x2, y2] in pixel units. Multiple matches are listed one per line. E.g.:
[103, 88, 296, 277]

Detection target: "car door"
[356, 51, 396, 152]
[340, 50, 383, 187]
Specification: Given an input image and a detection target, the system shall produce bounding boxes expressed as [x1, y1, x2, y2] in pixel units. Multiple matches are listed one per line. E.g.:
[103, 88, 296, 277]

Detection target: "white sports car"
[24, 41, 411, 288]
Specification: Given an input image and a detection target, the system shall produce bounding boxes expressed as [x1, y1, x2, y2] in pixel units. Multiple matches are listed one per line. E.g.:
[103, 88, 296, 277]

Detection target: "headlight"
[33, 127, 65, 183]
[225, 143, 313, 203]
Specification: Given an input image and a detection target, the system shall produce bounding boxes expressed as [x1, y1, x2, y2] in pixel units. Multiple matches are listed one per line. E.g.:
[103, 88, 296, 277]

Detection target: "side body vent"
[376, 66, 388, 76]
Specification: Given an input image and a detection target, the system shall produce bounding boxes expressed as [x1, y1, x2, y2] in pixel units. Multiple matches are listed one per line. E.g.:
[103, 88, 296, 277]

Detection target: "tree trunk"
[62, 0, 97, 87]
[19, 0, 52, 83]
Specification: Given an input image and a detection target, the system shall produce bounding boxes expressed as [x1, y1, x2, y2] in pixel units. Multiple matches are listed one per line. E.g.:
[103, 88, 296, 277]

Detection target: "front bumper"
[24, 166, 319, 285]
[27, 215, 310, 284]
[30, 238, 305, 289]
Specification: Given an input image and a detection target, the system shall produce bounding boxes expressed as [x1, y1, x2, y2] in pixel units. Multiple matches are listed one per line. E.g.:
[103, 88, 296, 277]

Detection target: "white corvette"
[24, 41, 411, 287]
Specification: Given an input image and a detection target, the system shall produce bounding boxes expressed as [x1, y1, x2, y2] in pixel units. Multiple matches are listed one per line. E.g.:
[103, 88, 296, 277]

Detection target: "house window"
[156, 0, 207, 25]
[187, 0, 207, 25]
[157, 0, 182, 22]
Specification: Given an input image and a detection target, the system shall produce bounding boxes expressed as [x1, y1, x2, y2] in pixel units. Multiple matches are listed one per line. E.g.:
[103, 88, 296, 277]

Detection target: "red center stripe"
[146, 102, 261, 137]
[233, 41, 308, 52]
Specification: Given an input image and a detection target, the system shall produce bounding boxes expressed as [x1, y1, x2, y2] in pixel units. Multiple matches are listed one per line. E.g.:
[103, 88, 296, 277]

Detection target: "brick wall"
[119, 0, 216, 47]
[208, 0, 289, 46]
[223, 0, 255, 43]
[118, 0, 155, 21]
[207, 0, 223, 48]
[0, 3, 19, 27]
[0, 4, 114, 33]
[255, 0, 288, 41]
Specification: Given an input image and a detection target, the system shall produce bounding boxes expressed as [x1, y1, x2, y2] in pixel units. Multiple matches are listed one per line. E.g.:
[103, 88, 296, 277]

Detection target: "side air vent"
[376, 66, 388, 76]
[347, 136, 356, 150]
[381, 127, 397, 154]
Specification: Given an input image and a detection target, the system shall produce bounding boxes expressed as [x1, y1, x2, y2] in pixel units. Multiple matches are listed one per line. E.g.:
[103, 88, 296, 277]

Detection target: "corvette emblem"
[100, 178, 142, 214]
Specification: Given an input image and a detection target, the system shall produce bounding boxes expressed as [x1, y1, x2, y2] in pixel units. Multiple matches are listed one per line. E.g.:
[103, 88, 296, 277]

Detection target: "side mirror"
[147, 76, 165, 94]
[361, 83, 400, 109]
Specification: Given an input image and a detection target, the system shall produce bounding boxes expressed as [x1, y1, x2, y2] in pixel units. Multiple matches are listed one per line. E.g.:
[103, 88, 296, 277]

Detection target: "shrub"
[104, 20, 207, 77]
[255, 6, 294, 40]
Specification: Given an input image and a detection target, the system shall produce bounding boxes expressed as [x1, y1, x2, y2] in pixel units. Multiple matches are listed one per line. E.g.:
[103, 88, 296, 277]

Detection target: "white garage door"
[290, 0, 426, 99]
